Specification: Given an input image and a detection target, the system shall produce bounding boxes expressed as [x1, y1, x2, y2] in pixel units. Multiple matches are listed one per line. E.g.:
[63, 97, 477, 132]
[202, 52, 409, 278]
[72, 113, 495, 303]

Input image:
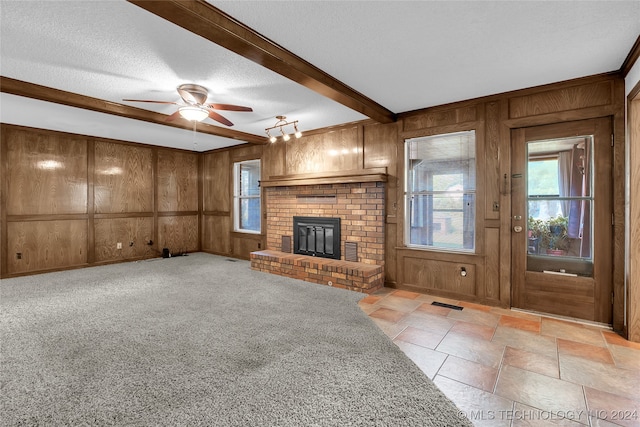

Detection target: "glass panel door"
[511, 118, 613, 323]
[526, 136, 594, 276]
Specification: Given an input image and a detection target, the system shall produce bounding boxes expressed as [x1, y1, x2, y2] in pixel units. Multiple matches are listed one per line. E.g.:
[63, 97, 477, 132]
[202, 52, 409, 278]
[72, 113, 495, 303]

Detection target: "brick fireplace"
[250, 178, 386, 292]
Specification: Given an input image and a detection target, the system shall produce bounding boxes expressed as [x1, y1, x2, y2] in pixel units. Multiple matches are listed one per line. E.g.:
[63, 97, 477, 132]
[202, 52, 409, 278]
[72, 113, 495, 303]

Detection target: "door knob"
[513, 225, 523, 233]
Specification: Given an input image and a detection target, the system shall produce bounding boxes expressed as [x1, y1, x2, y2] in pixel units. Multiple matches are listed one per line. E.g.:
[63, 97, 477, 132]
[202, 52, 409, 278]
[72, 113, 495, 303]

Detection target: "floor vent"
[431, 301, 463, 311]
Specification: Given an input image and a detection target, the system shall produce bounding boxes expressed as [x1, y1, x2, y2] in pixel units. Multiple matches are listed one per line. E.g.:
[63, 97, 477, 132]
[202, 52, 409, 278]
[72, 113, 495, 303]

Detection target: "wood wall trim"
[0, 129, 7, 277]
[628, 89, 640, 342]
[127, 0, 396, 124]
[269, 167, 386, 181]
[395, 247, 481, 264]
[198, 153, 204, 251]
[503, 105, 618, 129]
[152, 148, 159, 253]
[87, 138, 96, 264]
[93, 213, 154, 220]
[629, 79, 640, 101]
[621, 35, 640, 77]
[203, 211, 231, 216]
[400, 122, 481, 140]
[6, 214, 89, 222]
[507, 80, 614, 119]
[262, 168, 387, 187]
[230, 231, 263, 240]
[612, 79, 627, 332]
[2, 123, 201, 154]
[398, 72, 619, 121]
[262, 174, 387, 188]
[157, 211, 199, 217]
[0, 76, 265, 144]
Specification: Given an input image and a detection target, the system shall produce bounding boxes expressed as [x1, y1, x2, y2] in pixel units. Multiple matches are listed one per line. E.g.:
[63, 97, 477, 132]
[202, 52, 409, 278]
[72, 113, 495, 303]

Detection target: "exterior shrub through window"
[234, 159, 261, 233]
[405, 130, 476, 251]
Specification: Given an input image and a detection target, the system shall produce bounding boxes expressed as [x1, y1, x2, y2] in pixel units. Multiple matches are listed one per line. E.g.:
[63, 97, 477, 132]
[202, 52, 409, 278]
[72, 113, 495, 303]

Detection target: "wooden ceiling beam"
[0, 77, 266, 144]
[127, 0, 397, 124]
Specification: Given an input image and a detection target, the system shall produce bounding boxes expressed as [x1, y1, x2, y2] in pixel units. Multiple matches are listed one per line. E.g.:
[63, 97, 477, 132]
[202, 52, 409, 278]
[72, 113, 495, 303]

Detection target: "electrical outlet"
[16, 252, 22, 260]
[116, 242, 122, 249]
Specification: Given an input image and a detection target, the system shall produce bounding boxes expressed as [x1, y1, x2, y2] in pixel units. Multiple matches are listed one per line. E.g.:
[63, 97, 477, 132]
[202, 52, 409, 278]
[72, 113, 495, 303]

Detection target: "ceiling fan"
[123, 84, 252, 126]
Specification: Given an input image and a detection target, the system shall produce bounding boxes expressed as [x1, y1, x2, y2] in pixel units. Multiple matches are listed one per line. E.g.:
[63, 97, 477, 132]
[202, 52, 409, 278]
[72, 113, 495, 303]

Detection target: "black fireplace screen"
[293, 216, 341, 260]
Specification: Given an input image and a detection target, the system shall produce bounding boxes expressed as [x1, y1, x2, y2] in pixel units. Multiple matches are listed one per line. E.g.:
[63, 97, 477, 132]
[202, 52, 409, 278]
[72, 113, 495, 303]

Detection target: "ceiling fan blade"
[165, 110, 182, 122]
[122, 99, 178, 105]
[208, 110, 234, 126]
[207, 103, 253, 112]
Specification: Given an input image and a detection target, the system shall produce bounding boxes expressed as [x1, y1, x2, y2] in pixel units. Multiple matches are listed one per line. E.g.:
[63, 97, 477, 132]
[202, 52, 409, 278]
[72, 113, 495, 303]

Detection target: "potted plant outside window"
[540, 215, 569, 255]
[527, 217, 546, 254]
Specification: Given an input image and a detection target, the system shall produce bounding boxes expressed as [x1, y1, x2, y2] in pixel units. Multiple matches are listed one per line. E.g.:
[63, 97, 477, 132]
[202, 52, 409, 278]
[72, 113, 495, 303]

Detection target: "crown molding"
[621, 35, 640, 77]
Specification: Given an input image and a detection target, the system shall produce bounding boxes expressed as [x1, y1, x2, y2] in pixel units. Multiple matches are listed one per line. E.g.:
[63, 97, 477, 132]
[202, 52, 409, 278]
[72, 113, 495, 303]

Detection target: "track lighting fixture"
[265, 115, 302, 143]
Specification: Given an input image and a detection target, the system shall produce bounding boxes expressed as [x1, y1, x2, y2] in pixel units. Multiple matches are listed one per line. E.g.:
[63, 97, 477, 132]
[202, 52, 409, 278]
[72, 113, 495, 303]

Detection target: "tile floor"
[358, 288, 640, 427]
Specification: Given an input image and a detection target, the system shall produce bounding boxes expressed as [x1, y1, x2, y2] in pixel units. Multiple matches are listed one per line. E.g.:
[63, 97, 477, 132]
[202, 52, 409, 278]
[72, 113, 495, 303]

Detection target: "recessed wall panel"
[203, 150, 230, 212]
[402, 256, 476, 296]
[94, 141, 153, 214]
[94, 217, 154, 262]
[158, 215, 198, 253]
[202, 214, 231, 255]
[6, 129, 87, 215]
[7, 220, 87, 274]
[157, 150, 198, 212]
[286, 126, 359, 174]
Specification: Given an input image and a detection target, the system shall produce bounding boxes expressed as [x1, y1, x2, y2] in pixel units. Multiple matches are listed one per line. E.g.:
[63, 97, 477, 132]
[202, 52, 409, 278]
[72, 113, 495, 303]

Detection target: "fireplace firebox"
[293, 216, 341, 260]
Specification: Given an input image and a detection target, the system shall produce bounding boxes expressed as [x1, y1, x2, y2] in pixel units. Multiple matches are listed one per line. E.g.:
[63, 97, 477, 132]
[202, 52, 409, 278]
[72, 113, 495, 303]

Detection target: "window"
[526, 136, 593, 264]
[405, 130, 476, 251]
[233, 159, 261, 233]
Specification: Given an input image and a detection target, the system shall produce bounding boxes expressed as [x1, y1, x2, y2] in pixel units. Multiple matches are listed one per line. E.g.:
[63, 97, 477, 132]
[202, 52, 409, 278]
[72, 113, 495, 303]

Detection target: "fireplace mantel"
[261, 167, 387, 188]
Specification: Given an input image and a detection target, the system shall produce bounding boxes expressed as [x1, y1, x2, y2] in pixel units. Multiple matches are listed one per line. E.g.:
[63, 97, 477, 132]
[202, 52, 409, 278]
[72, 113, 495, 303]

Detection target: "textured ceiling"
[1, 1, 639, 152]
[213, 0, 640, 112]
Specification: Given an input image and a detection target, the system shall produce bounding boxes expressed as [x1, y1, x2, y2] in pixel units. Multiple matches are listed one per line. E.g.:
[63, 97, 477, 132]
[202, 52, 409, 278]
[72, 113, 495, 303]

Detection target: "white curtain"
[557, 151, 572, 217]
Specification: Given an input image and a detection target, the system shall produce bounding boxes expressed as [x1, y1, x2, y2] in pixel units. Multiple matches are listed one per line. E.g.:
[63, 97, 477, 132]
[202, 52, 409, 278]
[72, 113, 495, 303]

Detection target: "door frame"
[509, 118, 616, 324]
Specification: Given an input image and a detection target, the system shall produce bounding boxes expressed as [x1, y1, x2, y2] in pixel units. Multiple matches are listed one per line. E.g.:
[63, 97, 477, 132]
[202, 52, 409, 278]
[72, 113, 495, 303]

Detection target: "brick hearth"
[251, 181, 385, 291]
[251, 250, 384, 293]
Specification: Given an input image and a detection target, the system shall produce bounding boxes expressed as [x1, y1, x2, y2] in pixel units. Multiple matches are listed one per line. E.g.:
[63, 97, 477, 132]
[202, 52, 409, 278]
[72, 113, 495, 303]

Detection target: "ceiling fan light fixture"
[124, 85, 252, 127]
[265, 115, 301, 143]
[178, 105, 209, 122]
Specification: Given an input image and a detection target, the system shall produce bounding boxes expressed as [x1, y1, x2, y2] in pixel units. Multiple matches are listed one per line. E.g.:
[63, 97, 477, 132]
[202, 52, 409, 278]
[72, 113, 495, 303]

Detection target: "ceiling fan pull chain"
[192, 120, 197, 149]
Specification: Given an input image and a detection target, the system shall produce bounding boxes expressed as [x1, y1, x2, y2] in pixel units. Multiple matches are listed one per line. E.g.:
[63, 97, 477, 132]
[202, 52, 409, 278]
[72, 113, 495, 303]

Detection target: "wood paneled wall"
[394, 74, 625, 331]
[201, 144, 264, 260]
[221, 73, 624, 330]
[0, 125, 199, 277]
[0, 72, 628, 334]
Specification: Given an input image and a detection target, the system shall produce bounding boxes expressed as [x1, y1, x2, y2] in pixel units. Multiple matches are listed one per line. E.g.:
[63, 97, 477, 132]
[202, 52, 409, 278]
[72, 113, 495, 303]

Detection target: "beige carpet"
[1, 253, 471, 426]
